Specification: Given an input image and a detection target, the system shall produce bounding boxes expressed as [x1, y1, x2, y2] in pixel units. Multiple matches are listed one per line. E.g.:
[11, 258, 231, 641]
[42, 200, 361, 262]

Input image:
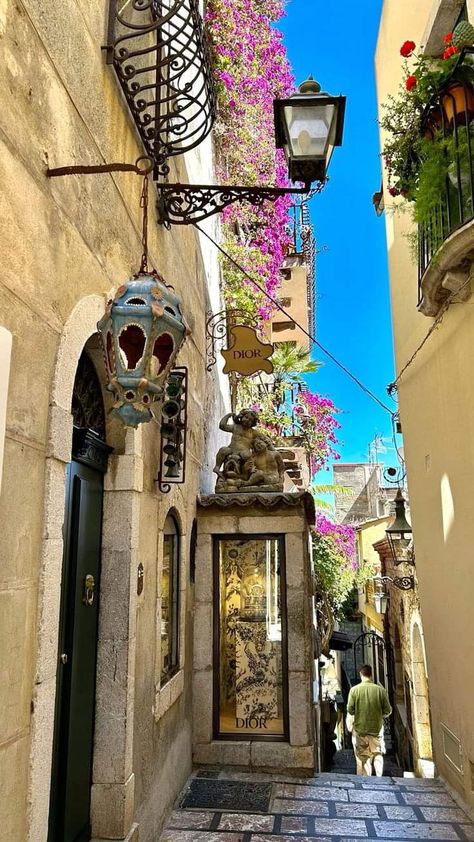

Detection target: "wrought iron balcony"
[418, 51, 474, 314]
[105, 0, 216, 178]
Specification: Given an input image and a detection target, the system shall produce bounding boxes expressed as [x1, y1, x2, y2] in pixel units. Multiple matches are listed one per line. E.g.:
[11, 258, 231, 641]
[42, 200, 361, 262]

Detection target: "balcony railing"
[418, 55, 474, 300]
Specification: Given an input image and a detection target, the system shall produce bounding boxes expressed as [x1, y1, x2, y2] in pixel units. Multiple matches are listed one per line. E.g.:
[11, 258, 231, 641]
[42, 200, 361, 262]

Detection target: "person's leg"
[363, 755, 373, 776]
[354, 733, 371, 776]
[373, 753, 384, 776]
[368, 734, 384, 777]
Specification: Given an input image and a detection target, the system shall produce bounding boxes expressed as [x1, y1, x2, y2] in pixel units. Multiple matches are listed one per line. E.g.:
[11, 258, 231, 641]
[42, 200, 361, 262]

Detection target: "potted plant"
[380, 23, 474, 201]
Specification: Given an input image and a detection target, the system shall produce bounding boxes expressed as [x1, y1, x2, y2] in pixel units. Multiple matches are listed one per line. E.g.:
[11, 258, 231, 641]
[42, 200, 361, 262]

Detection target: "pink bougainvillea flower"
[388, 186, 399, 197]
[405, 75, 417, 91]
[400, 40, 416, 57]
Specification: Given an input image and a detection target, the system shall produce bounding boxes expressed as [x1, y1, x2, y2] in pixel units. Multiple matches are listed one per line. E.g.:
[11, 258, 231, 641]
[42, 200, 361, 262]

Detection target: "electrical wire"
[194, 222, 395, 416]
[387, 275, 472, 394]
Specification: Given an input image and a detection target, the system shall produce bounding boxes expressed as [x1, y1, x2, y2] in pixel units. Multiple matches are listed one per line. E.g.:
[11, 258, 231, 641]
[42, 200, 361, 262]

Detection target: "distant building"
[333, 462, 398, 525]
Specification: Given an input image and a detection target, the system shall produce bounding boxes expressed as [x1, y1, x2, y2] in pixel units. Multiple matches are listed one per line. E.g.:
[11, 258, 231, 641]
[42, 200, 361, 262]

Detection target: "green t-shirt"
[347, 680, 392, 736]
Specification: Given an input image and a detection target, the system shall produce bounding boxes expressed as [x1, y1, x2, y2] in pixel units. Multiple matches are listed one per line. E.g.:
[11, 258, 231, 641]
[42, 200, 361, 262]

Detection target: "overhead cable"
[194, 222, 395, 416]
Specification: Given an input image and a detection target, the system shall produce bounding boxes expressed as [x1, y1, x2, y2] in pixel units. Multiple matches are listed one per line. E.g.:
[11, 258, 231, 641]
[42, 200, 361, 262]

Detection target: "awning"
[329, 630, 353, 651]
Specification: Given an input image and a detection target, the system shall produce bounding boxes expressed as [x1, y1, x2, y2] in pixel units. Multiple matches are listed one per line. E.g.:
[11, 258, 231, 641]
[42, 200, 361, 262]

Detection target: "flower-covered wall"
[206, 0, 357, 594]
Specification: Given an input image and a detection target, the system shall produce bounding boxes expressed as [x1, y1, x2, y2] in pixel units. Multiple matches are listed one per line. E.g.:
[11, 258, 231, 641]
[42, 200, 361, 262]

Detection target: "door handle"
[83, 573, 95, 606]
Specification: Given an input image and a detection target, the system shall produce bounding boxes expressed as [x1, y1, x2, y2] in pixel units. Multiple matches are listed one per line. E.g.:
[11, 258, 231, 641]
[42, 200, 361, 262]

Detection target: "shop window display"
[215, 536, 288, 738]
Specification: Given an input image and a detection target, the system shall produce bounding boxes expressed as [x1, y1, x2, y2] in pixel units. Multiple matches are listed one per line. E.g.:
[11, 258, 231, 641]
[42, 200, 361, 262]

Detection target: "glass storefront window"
[214, 536, 288, 739]
[161, 514, 179, 683]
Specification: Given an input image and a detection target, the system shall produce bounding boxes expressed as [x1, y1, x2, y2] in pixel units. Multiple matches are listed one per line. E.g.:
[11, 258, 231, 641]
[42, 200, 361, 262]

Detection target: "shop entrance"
[48, 353, 111, 842]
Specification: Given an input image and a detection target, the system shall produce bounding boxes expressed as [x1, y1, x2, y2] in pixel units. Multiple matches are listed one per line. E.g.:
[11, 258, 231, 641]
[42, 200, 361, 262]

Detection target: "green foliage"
[313, 534, 356, 620]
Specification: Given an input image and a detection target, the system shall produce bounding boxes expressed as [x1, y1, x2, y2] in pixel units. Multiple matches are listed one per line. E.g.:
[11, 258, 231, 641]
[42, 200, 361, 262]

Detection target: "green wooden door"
[49, 430, 109, 842]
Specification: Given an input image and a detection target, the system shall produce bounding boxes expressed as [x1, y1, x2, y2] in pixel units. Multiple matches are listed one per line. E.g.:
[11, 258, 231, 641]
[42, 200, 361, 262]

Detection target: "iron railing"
[105, 0, 216, 179]
[418, 50, 474, 299]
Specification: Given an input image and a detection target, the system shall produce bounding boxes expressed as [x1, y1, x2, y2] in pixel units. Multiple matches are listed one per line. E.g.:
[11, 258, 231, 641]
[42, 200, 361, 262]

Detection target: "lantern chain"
[140, 171, 149, 274]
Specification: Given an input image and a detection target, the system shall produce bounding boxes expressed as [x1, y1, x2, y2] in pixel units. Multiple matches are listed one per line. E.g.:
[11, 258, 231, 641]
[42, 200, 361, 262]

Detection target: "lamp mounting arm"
[376, 574, 415, 591]
[155, 181, 315, 226]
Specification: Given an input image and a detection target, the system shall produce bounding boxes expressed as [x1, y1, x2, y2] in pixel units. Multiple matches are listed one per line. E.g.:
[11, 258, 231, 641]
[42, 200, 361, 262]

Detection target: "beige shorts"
[353, 731, 385, 759]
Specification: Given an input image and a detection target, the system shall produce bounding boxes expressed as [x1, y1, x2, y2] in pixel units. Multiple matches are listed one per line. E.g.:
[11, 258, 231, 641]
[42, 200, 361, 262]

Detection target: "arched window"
[161, 514, 180, 683]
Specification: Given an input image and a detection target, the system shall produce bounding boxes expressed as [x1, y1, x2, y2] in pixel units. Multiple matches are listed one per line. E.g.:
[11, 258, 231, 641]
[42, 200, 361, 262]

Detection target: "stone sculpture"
[214, 409, 285, 493]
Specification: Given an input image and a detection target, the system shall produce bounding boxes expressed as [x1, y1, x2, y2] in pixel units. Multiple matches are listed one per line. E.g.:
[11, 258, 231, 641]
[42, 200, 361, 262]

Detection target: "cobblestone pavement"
[159, 770, 474, 841]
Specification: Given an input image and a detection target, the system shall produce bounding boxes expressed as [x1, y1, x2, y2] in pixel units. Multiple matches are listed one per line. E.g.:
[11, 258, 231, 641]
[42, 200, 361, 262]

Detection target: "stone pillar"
[90, 429, 143, 841]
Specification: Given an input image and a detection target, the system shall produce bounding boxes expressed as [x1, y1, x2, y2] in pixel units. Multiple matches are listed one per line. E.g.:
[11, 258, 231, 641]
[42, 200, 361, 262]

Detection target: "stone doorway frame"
[410, 615, 434, 770]
[27, 294, 140, 842]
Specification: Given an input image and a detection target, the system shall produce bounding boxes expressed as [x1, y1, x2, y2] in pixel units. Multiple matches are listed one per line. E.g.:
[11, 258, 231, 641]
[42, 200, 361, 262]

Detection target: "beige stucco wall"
[376, 0, 474, 803]
[0, 1, 227, 839]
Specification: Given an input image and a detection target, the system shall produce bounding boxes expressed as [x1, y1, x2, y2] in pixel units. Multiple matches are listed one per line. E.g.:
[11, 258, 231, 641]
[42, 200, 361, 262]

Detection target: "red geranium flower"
[444, 32, 454, 44]
[400, 40, 416, 57]
[405, 75, 417, 91]
[442, 45, 459, 59]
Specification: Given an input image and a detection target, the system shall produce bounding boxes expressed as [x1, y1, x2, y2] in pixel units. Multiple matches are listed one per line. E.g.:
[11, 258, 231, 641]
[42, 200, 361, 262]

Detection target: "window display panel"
[216, 536, 287, 738]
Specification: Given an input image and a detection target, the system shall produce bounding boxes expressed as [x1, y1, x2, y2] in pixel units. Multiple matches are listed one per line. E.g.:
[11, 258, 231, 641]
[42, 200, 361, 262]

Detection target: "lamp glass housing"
[374, 591, 389, 615]
[274, 84, 346, 185]
[386, 488, 414, 565]
[283, 102, 337, 161]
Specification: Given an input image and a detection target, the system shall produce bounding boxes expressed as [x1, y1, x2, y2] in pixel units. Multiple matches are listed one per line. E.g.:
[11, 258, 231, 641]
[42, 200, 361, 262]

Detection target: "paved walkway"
[159, 770, 474, 841]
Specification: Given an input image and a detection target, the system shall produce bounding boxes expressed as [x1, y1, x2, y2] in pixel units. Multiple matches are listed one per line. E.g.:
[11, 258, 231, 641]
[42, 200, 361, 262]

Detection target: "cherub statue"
[213, 409, 260, 479]
[213, 409, 285, 492]
[241, 435, 285, 491]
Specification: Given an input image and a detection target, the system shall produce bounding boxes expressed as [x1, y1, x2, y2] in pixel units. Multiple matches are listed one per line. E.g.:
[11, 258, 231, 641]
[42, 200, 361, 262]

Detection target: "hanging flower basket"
[441, 81, 474, 125]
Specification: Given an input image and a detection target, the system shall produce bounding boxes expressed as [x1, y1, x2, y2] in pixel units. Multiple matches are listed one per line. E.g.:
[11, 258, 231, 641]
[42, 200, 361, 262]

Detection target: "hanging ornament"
[97, 164, 190, 427]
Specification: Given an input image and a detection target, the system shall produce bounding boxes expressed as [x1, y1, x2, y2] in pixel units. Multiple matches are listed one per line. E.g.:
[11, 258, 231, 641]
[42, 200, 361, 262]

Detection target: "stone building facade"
[377, 0, 474, 808]
[0, 1, 227, 840]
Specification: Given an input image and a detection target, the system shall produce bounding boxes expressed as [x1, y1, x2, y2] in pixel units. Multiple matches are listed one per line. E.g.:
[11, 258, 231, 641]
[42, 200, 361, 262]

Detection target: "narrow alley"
[160, 771, 474, 841]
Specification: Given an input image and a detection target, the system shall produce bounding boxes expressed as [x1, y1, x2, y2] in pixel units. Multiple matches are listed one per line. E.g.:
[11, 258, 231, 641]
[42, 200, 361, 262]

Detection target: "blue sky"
[279, 0, 398, 477]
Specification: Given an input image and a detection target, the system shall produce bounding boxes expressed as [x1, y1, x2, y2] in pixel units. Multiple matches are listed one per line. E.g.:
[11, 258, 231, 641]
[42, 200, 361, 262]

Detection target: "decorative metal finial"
[299, 76, 321, 94]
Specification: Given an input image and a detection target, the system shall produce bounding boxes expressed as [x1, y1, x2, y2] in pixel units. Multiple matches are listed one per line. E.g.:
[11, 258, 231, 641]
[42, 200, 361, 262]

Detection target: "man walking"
[346, 664, 392, 776]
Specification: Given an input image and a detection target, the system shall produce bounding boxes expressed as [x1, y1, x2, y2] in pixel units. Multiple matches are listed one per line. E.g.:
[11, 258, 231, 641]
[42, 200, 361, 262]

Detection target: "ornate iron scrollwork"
[156, 182, 311, 225]
[105, 0, 216, 178]
[205, 308, 254, 371]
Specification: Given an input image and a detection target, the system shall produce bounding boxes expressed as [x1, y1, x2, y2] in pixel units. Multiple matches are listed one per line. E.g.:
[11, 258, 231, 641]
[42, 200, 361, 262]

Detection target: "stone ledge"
[198, 491, 315, 524]
[419, 218, 474, 316]
[154, 668, 184, 722]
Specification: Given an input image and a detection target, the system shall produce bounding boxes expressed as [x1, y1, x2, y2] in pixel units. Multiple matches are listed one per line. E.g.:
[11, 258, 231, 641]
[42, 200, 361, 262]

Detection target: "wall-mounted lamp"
[373, 573, 415, 615]
[385, 488, 414, 566]
[155, 77, 346, 225]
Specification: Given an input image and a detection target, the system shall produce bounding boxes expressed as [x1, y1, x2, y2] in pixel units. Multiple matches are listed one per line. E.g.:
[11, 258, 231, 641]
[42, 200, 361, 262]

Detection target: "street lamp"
[47, 78, 346, 226]
[274, 77, 346, 184]
[154, 78, 346, 225]
[373, 575, 415, 617]
[386, 488, 414, 566]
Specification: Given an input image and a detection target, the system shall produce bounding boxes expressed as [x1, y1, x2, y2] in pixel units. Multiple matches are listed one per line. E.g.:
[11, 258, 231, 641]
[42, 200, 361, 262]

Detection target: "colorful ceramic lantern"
[97, 270, 189, 427]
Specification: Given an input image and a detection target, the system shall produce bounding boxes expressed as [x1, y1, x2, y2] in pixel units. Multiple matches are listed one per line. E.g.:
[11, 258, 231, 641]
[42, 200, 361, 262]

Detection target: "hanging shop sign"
[221, 326, 274, 377]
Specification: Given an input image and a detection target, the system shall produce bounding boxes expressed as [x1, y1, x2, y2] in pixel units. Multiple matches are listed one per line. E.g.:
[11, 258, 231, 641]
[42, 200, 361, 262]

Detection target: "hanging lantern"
[97, 270, 189, 427]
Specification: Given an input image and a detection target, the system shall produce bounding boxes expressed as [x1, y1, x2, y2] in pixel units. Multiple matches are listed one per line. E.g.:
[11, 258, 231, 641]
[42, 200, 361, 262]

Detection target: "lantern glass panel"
[283, 102, 336, 159]
[118, 324, 147, 370]
[388, 532, 414, 564]
[151, 332, 174, 376]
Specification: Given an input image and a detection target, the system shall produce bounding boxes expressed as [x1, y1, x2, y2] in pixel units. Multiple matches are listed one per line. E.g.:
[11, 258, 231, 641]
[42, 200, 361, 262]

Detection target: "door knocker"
[83, 573, 95, 606]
